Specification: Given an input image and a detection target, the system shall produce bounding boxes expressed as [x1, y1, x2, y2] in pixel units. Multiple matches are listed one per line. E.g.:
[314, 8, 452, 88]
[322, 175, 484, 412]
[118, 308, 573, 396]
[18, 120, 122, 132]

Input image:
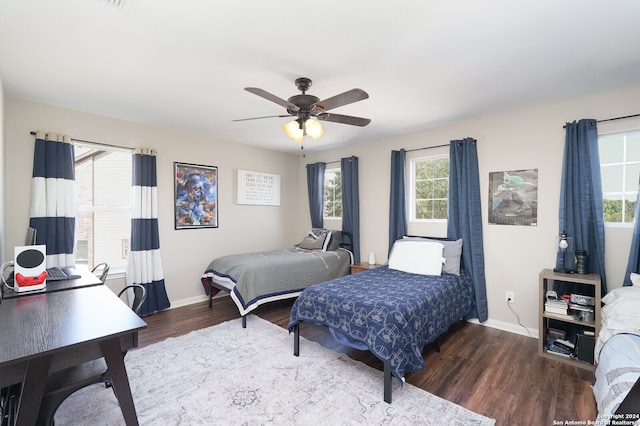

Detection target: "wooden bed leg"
[242, 315, 247, 328]
[293, 324, 300, 356]
[383, 363, 392, 404]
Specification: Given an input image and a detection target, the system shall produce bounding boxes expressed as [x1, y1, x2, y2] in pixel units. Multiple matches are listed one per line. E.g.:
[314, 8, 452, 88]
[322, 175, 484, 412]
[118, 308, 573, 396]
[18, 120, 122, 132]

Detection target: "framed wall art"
[489, 169, 538, 226]
[237, 169, 281, 206]
[174, 162, 218, 229]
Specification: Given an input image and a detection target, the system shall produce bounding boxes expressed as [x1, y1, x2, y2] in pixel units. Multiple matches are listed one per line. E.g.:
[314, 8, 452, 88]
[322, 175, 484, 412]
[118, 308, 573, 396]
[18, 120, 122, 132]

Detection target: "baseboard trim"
[169, 294, 210, 309]
[468, 317, 538, 339]
[167, 294, 540, 339]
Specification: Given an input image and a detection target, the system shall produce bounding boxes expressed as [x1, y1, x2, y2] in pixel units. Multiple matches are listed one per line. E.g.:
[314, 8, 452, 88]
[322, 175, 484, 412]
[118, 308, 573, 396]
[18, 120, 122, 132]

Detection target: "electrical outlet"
[506, 291, 515, 304]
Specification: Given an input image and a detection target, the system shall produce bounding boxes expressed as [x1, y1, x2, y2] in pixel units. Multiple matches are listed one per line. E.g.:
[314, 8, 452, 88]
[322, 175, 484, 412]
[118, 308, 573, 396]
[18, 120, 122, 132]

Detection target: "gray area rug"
[55, 315, 495, 425]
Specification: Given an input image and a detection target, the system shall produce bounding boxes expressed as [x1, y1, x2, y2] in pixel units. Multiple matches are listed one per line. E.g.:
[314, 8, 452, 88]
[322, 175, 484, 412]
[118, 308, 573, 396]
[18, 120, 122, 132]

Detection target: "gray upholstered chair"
[36, 284, 146, 426]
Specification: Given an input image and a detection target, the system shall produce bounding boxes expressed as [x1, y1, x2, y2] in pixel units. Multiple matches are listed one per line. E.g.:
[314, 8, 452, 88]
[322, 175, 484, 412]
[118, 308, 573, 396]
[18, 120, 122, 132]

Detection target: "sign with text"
[237, 169, 281, 206]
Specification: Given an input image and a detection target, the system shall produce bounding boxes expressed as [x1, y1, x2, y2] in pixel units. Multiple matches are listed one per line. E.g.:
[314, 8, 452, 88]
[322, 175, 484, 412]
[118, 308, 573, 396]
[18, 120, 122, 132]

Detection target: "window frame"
[599, 128, 640, 227]
[409, 154, 449, 223]
[74, 143, 132, 273]
[323, 166, 342, 220]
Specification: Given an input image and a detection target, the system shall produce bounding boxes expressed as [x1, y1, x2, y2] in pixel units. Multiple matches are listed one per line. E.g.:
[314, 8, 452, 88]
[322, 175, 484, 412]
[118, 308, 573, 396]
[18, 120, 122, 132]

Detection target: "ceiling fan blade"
[316, 113, 371, 127]
[232, 114, 291, 122]
[245, 87, 300, 111]
[313, 88, 369, 112]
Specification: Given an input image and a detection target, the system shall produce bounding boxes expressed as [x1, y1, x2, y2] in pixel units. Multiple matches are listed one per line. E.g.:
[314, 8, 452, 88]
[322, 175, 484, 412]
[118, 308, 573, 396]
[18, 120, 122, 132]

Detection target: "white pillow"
[388, 240, 445, 276]
[630, 272, 640, 286]
[402, 236, 463, 275]
[602, 285, 640, 305]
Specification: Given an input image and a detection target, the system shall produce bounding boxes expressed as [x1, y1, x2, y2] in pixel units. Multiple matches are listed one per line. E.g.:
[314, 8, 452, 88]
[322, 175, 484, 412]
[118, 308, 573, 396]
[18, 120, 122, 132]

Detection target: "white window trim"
[409, 154, 449, 223]
[323, 167, 342, 220]
[599, 127, 640, 225]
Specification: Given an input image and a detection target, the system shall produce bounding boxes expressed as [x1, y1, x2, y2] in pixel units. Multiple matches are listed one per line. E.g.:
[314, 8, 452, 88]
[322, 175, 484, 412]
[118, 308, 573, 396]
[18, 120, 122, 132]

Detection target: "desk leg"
[101, 337, 139, 426]
[16, 355, 51, 426]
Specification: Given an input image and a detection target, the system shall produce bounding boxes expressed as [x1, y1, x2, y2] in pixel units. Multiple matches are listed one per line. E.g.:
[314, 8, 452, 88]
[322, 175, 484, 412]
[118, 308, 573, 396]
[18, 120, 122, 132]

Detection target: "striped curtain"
[126, 148, 170, 316]
[29, 131, 76, 267]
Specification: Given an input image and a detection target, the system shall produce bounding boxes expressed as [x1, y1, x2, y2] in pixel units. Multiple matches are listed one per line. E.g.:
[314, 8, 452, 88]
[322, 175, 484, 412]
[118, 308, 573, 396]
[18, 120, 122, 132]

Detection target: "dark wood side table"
[350, 262, 383, 274]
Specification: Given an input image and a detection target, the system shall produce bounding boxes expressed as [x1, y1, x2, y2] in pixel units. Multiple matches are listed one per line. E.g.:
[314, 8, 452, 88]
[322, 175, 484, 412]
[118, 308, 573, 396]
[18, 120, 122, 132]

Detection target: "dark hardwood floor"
[138, 296, 598, 425]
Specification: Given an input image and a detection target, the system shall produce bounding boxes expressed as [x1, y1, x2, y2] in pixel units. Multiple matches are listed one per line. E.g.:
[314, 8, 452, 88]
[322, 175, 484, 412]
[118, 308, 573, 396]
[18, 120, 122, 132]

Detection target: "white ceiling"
[1, 0, 639, 154]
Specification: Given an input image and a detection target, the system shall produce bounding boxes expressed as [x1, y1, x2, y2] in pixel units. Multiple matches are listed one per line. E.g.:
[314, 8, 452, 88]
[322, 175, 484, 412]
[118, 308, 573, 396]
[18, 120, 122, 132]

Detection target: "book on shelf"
[548, 327, 566, 340]
[546, 338, 575, 357]
[545, 305, 570, 315]
[569, 303, 595, 312]
[545, 297, 568, 306]
[554, 338, 575, 351]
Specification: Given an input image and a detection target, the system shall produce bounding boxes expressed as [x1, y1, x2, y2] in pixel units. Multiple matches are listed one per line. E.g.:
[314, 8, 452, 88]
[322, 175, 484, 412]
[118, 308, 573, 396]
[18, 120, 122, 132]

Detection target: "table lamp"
[553, 231, 575, 273]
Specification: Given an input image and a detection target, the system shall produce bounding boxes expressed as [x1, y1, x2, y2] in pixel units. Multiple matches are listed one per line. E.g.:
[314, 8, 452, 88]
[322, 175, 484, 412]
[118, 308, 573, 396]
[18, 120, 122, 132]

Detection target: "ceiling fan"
[234, 77, 371, 142]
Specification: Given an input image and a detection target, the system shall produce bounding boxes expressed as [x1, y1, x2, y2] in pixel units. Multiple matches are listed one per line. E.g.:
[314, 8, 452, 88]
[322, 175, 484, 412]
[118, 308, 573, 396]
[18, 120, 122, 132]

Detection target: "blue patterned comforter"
[288, 266, 475, 380]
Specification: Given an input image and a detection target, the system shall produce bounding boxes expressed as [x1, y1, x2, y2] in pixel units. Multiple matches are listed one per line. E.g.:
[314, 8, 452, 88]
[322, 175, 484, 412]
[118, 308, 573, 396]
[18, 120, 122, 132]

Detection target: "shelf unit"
[538, 268, 601, 371]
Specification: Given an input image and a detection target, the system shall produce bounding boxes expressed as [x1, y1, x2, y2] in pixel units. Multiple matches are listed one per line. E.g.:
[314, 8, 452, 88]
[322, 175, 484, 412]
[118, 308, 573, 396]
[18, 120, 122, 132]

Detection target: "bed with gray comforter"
[201, 229, 353, 325]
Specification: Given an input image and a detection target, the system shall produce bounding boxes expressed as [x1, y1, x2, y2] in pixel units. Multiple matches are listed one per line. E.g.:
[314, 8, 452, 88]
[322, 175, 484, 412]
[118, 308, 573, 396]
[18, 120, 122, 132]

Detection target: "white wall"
[298, 86, 640, 336]
[0, 72, 5, 264]
[4, 98, 300, 305]
[4, 86, 639, 334]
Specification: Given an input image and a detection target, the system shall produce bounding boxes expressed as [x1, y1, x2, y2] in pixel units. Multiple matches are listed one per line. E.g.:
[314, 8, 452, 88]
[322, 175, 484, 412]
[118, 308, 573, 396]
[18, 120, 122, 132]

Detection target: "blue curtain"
[126, 148, 170, 316]
[557, 119, 607, 295]
[389, 149, 407, 254]
[447, 138, 488, 322]
[306, 162, 326, 228]
[29, 132, 76, 267]
[624, 176, 640, 286]
[341, 156, 360, 262]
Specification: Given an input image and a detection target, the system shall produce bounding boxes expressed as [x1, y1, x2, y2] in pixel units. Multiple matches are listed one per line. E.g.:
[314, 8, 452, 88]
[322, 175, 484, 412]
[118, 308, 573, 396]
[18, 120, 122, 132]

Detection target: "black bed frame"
[610, 378, 640, 424]
[291, 321, 442, 404]
[206, 231, 354, 329]
[290, 235, 463, 404]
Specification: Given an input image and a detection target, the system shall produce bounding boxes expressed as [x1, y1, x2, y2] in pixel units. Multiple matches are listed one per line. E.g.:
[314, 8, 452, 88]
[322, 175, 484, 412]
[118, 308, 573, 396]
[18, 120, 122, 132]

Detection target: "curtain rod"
[325, 156, 358, 166]
[598, 113, 640, 124]
[406, 143, 449, 153]
[562, 113, 640, 128]
[29, 131, 133, 152]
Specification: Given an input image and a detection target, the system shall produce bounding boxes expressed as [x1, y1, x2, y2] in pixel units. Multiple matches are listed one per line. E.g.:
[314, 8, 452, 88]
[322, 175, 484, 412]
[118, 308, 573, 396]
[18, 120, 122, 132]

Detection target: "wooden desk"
[2, 267, 102, 299]
[0, 285, 147, 425]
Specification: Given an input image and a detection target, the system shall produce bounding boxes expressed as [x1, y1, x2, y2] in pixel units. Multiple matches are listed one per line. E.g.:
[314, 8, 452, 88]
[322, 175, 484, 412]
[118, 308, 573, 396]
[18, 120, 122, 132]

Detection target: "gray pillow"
[401, 236, 463, 275]
[298, 229, 331, 251]
[328, 230, 343, 251]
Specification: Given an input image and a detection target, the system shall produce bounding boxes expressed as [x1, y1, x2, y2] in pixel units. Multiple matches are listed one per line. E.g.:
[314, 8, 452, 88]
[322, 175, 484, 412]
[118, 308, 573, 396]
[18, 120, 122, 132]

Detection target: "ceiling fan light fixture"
[305, 118, 324, 140]
[283, 119, 304, 142]
[241, 78, 369, 144]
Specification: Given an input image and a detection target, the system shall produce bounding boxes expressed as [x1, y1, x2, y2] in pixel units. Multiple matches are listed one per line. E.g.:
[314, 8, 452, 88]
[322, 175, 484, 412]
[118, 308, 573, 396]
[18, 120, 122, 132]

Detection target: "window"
[323, 168, 342, 219]
[599, 130, 640, 224]
[75, 144, 132, 271]
[410, 156, 449, 221]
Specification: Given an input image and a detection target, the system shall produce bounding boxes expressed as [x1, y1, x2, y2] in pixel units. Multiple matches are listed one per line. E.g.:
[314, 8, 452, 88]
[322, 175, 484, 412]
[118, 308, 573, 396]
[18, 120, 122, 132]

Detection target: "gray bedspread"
[202, 247, 352, 315]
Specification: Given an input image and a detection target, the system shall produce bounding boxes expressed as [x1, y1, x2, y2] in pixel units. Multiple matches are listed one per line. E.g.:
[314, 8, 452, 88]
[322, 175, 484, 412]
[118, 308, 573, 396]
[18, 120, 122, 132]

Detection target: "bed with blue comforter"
[288, 263, 474, 403]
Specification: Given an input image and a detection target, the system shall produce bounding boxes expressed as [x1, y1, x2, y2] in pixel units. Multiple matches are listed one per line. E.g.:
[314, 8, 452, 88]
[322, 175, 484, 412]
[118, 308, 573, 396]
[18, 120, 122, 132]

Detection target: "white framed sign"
[237, 169, 281, 206]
